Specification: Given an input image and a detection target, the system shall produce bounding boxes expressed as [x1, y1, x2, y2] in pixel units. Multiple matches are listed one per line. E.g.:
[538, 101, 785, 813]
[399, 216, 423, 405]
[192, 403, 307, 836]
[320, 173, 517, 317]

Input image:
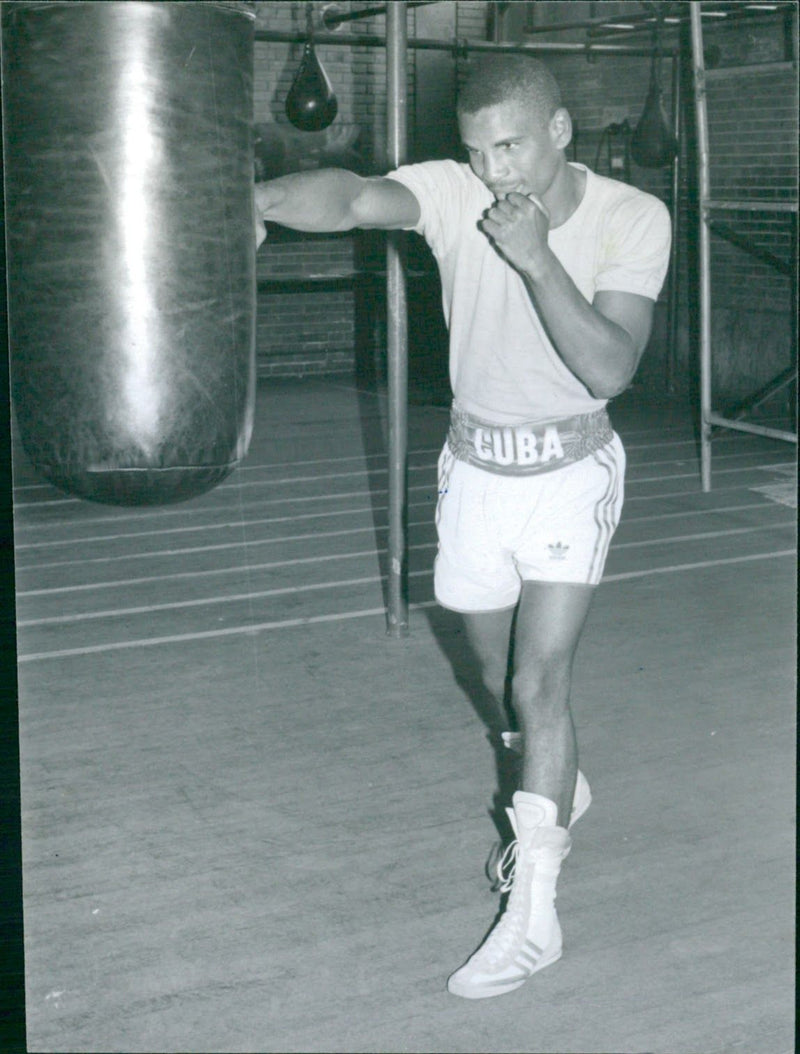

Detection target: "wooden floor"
[12, 378, 796, 1053]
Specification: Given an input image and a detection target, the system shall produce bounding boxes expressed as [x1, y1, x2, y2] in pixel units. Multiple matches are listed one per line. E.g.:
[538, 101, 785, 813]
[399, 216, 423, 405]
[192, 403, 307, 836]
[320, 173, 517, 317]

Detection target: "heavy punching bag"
[2, 1, 257, 506]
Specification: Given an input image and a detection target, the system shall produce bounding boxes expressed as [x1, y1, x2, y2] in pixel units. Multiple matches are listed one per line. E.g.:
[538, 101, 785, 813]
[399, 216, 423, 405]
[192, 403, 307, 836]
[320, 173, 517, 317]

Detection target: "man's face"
[458, 98, 566, 201]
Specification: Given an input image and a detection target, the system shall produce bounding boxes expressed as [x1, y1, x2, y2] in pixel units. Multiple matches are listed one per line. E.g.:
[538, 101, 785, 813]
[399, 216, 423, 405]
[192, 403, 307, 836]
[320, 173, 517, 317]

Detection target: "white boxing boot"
[501, 732, 592, 828]
[447, 791, 572, 1000]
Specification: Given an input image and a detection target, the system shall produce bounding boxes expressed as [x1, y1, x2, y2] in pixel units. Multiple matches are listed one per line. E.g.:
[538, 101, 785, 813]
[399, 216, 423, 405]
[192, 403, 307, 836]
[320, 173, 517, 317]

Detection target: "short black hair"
[457, 54, 562, 126]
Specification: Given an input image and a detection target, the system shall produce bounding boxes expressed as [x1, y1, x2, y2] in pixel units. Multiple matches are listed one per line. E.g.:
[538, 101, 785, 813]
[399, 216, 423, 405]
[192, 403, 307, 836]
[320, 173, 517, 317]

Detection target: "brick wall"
[254, 0, 488, 380]
[521, 3, 796, 403]
[254, 1, 383, 379]
[255, 1, 797, 405]
[704, 63, 796, 312]
[687, 16, 796, 403]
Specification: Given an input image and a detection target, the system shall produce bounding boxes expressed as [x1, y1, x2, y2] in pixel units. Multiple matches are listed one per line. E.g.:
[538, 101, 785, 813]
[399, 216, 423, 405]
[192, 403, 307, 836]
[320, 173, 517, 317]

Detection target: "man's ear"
[549, 108, 573, 151]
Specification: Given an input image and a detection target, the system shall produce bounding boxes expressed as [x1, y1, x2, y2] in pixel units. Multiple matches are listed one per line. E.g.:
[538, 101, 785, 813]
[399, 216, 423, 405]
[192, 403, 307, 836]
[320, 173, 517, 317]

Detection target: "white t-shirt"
[386, 161, 672, 425]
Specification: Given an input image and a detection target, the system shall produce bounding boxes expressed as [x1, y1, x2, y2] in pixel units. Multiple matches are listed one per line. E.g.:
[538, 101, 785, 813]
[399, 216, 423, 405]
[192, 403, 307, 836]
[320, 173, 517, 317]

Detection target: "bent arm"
[254, 169, 420, 236]
[480, 191, 665, 400]
[523, 252, 655, 399]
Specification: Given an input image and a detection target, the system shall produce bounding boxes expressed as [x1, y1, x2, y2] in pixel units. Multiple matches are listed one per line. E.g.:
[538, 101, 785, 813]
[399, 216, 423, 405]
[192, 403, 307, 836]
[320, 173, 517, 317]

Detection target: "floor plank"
[13, 380, 796, 1053]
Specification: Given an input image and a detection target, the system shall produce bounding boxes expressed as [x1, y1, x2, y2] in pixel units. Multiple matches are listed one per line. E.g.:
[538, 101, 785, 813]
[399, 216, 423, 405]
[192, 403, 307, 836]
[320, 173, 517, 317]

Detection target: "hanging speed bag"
[2, 1, 257, 505]
[630, 74, 677, 169]
[285, 42, 338, 132]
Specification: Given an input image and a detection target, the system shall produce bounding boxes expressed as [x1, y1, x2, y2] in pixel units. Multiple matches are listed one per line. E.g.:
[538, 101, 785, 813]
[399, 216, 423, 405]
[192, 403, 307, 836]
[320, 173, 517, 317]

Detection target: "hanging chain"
[652, 8, 665, 89]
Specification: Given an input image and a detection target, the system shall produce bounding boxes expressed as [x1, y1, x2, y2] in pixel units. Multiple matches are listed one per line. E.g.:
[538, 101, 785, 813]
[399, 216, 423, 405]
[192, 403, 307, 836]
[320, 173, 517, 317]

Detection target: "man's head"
[456, 57, 573, 203]
[457, 55, 562, 128]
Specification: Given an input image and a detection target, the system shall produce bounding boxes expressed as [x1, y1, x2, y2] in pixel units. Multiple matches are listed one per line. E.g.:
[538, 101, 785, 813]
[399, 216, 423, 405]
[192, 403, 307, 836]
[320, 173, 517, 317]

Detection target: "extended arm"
[480, 192, 656, 399]
[254, 169, 420, 247]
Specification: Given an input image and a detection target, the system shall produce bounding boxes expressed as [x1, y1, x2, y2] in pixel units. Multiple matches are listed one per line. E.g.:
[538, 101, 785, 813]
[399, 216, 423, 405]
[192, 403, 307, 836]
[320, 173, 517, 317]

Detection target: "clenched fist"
[479, 191, 550, 275]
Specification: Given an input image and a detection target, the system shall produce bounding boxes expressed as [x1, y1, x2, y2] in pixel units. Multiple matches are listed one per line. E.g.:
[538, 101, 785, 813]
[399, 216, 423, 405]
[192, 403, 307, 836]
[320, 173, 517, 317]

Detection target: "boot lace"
[496, 838, 519, 893]
[478, 838, 532, 963]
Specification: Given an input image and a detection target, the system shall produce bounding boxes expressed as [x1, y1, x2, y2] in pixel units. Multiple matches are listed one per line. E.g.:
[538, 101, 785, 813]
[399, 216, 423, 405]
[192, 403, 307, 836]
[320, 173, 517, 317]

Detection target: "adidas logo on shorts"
[547, 542, 570, 561]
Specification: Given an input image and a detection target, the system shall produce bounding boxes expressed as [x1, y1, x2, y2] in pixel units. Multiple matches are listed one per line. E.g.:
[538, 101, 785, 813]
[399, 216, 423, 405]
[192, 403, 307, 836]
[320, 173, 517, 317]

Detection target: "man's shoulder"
[583, 166, 669, 221]
[385, 160, 488, 232]
[387, 158, 475, 188]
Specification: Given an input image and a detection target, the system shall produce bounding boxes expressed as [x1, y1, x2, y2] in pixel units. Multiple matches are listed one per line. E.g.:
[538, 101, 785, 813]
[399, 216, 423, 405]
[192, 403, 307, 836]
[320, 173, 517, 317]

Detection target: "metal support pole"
[666, 49, 681, 393]
[690, 3, 713, 492]
[490, 0, 503, 43]
[254, 27, 672, 58]
[792, 212, 798, 433]
[385, 0, 409, 637]
[322, 1, 435, 28]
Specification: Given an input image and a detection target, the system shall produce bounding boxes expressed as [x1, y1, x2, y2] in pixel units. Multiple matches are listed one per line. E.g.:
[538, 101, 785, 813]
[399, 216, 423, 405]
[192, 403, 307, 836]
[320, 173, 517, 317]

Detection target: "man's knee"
[511, 654, 573, 715]
[478, 659, 509, 705]
[461, 608, 516, 705]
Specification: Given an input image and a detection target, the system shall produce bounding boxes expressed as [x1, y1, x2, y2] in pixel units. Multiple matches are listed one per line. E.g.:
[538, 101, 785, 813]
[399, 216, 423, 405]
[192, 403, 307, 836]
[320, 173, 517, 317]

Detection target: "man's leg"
[510, 580, 595, 827]
[461, 581, 594, 825]
[447, 581, 595, 999]
[460, 605, 517, 731]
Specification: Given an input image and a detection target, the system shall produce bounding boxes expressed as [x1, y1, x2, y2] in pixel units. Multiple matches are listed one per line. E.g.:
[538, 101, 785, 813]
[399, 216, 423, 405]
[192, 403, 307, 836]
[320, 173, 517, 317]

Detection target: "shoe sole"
[447, 945, 563, 999]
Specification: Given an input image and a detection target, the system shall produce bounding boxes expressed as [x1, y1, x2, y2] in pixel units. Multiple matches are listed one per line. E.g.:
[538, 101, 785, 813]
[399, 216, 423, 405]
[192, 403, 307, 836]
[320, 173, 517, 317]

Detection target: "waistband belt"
[446, 404, 614, 476]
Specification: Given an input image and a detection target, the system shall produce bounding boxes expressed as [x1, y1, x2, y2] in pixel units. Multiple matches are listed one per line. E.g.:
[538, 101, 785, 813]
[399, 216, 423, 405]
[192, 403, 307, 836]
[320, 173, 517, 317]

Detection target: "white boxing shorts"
[433, 406, 626, 612]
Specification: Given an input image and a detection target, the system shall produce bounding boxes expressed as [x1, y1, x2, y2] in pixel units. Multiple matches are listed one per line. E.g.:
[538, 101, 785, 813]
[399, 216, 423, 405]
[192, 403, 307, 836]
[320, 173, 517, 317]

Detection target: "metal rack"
[689, 1, 798, 491]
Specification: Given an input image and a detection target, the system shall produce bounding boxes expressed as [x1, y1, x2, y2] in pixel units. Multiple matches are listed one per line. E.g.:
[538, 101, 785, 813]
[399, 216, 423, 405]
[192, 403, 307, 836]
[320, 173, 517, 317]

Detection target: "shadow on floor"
[423, 603, 522, 849]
